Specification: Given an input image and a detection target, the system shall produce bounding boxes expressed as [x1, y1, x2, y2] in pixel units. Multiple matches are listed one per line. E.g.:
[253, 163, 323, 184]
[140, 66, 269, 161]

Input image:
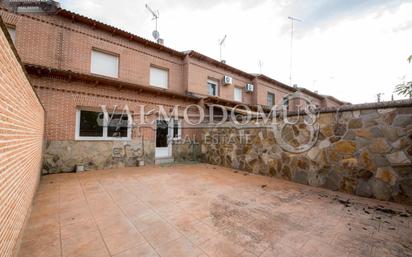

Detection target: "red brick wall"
[0, 9, 186, 94]
[186, 58, 255, 103]
[0, 8, 341, 109]
[254, 78, 295, 107]
[30, 76, 197, 141]
[0, 20, 45, 257]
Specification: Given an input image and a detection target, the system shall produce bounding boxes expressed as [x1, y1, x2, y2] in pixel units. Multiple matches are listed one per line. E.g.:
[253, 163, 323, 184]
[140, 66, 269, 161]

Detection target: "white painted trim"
[155, 118, 173, 159]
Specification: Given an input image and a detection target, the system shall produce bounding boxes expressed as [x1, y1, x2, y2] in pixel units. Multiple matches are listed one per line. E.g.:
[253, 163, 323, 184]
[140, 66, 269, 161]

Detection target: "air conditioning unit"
[222, 76, 233, 85]
[245, 83, 254, 93]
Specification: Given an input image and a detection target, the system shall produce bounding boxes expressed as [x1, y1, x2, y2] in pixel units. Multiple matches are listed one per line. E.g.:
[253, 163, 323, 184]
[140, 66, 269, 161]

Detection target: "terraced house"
[0, 1, 345, 173]
[2, 1, 412, 257]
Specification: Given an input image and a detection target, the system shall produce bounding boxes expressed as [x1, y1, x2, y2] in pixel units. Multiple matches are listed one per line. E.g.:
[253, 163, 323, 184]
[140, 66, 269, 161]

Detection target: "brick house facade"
[0, 4, 345, 173]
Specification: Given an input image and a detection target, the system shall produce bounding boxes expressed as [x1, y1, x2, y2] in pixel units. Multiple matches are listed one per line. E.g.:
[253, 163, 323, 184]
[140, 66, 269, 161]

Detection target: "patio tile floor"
[18, 164, 412, 257]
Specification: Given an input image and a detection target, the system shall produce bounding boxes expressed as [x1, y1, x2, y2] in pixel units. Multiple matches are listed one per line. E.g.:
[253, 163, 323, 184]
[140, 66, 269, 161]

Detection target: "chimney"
[293, 84, 298, 88]
[221, 60, 226, 64]
[157, 38, 164, 45]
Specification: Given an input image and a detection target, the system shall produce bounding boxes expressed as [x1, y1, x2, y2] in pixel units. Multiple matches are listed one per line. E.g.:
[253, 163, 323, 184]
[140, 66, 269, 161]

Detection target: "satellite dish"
[152, 30, 160, 40]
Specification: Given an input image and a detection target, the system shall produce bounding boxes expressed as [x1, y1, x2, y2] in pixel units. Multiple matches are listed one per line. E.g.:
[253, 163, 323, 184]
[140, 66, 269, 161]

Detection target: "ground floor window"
[78, 110, 103, 137]
[172, 119, 182, 140]
[76, 108, 131, 140]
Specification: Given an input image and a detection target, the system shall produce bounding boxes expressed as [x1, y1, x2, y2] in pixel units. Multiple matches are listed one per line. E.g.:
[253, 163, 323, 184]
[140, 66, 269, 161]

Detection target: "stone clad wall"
[201, 103, 412, 205]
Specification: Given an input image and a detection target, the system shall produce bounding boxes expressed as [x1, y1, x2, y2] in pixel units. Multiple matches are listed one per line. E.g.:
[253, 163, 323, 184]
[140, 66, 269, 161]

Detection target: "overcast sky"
[59, 0, 412, 104]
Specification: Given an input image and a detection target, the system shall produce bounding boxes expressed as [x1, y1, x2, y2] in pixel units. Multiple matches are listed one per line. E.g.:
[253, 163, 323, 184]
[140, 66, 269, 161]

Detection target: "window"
[76, 109, 131, 140]
[78, 110, 103, 137]
[150, 67, 169, 89]
[234, 87, 242, 102]
[208, 80, 218, 96]
[172, 119, 182, 140]
[6, 26, 16, 44]
[282, 96, 290, 110]
[108, 114, 129, 138]
[267, 92, 275, 106]
[91, 49, 119, 78]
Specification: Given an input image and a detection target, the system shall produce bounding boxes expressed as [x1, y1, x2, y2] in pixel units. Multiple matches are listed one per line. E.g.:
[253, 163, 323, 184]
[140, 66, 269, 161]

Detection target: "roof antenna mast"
[288, 16, 302, 87]
[219, 34, 227, 63]
[145, 4, 161, 43]
[258, 60, 263, 74]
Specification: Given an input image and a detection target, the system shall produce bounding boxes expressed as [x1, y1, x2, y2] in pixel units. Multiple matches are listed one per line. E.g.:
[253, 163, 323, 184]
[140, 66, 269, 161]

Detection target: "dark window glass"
[108, 114, 129, 138]
[283, 97, 289, 110]
[79, 111, 103, 137]
[208, 81, 217, 96]
[267, 93, 275, 106]
[173, 120, 179, 138]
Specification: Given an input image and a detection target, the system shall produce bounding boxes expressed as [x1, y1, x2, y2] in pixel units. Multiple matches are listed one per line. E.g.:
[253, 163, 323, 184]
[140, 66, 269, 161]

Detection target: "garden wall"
[0, 19, 45, 257]
[202, 101, 412, 205]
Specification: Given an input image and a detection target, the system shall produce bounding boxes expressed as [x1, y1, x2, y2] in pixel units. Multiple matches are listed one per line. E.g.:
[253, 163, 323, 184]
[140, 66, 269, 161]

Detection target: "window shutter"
[91, 50, 119, 78]
[234, 88, 242, 101]
[150, 67, 169, 88]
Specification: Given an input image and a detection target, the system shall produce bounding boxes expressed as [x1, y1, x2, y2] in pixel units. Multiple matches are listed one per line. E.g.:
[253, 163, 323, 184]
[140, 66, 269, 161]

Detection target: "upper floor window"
[208, 80, 218, 96]
[267, 92, 275, 106]
[150, 66, 169, 89]
[234, 87, 242, 102]
[282, 96, 289, 110]
[6, 26, 16, 44]
[91, 49, 119, 78]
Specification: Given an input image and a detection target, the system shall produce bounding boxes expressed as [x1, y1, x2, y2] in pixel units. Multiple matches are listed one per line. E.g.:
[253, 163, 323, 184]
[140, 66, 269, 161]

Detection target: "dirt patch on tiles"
[209, 194, 303, 254]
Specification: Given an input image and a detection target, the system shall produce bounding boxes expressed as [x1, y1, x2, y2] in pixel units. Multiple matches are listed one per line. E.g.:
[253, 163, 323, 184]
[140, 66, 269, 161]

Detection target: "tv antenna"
[145, 4, 160, 41]
[288, 16, 302, 87]
[219, 34, 227, 62]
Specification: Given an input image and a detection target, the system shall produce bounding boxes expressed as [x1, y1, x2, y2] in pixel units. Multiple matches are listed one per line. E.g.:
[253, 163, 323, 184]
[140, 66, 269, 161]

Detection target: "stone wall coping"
[285, 99, 412, 117]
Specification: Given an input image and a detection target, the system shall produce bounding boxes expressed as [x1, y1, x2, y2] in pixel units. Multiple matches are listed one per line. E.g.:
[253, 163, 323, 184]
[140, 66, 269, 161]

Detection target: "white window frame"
[90, 49, 119, 78]
[150, 66, 169, 89]
[171, 119, 182, 141]
[234, 87, 242, 102]
[208, 79, 219, 96]
[6, 26, 16, 44]
[75, 108, 132, 141]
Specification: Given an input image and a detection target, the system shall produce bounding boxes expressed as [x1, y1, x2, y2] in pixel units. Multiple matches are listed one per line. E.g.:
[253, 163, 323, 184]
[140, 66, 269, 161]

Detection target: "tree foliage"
[395, 82, 412, 98]
[394, 55, 412, 98]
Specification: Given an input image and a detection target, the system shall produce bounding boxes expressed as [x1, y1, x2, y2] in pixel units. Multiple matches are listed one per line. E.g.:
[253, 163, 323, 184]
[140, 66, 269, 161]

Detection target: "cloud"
[150, 0, 269, 10]
[276, 0, 407, 35]
[392, 19, 412, 32]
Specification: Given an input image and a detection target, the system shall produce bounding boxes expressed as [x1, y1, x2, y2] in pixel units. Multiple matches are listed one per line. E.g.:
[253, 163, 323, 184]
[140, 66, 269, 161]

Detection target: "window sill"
[90, 72, 119, 80]
[149, 84, 168, 90]
[75, 137, 132, 141]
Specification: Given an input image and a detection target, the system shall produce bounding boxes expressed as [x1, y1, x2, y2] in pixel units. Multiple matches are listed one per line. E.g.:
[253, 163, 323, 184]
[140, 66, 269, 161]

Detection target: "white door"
[155, 120, 172, 158]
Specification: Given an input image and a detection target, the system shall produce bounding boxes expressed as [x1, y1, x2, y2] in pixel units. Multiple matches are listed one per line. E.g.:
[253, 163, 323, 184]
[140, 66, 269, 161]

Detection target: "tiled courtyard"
[19, 164, 412, 257]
